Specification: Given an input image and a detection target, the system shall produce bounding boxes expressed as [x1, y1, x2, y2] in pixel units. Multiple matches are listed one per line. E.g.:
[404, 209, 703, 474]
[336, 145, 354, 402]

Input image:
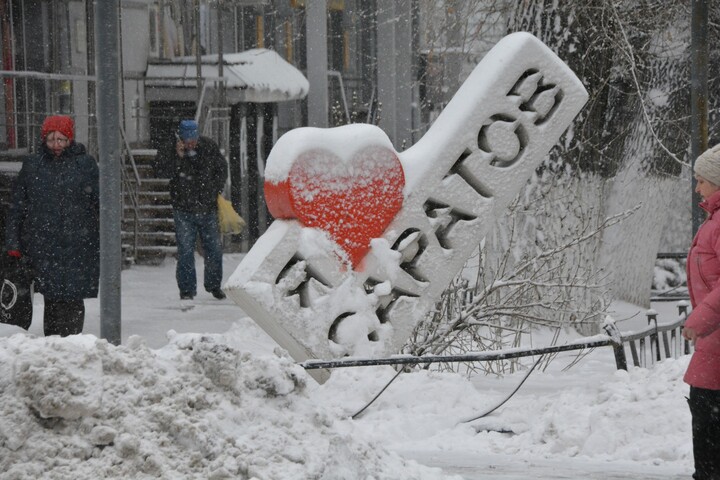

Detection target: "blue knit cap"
[178, 120, 199, 141]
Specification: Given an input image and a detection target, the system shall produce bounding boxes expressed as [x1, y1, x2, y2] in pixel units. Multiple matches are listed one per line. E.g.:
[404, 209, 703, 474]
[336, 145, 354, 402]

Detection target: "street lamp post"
[95, 0, 122, 345]
[691, 0, 709, 237]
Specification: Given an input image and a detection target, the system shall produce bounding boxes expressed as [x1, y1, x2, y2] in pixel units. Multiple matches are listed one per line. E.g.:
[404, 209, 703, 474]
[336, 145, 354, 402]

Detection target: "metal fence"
[301, 302, 693, 374]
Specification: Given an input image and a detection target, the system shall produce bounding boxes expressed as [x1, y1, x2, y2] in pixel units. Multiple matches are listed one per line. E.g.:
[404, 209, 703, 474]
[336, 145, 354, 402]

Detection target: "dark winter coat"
[685, 189, 720, 390]
[5, 142, 100, 300]
[153, 136, 228, 214]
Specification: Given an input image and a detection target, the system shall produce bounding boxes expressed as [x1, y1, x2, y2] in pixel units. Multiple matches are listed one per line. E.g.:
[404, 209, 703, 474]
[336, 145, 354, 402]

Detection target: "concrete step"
[134, 191, 171, 199]
[123, 204, 173, 214]
[123, 217, 174, 227]
[121, 230, 176, 238]
[123, 191, 172, 206]
[121, 222, 175, 235]
[130, 148, 158, 159]
[129, 179, 169, 192]
[133, 163, 155, 173]
[123, 190, 170, 197]
[124, 169, 162, 183]
[134, 245, 176, 253]
[126, 149, 157, 166]
[133, 177, 169, 185]
[122, 231, 176, 246]
[122, 244, 176, 266]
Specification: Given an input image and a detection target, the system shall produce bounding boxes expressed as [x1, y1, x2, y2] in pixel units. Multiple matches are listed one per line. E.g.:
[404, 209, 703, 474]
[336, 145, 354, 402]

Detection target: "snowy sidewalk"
[0, 253, 250, 348]
[408, 451, 688, 479]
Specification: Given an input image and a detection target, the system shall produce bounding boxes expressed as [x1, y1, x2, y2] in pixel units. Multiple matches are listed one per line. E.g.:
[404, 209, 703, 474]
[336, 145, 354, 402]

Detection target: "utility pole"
[85, 0, 96, 153]
[195, 0, 203, 107]
[691, 0, 708, 236]
[158, 0, 165, 58]
[217, 2, 225, 148]
[1, 0, 16, 148]
[377, 0, 414, 148]
[95, 0, 122, 345]
[306, 0, 328, 127]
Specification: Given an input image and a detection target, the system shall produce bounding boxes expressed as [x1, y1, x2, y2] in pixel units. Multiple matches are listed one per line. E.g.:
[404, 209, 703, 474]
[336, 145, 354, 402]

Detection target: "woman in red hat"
[4, 115, 100, 336]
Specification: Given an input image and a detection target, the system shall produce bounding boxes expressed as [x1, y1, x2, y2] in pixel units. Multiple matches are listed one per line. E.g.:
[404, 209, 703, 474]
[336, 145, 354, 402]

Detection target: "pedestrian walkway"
[406, 451, 688, 479]
[0, 254, 248, 347]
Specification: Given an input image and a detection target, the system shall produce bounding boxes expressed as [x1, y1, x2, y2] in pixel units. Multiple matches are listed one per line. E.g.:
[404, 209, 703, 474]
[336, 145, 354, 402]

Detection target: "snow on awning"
[145, 48, 309, 103]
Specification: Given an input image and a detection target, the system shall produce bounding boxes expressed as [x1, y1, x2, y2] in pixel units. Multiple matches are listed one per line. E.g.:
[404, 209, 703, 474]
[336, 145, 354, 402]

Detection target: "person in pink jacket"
[684, 143, 720, 480]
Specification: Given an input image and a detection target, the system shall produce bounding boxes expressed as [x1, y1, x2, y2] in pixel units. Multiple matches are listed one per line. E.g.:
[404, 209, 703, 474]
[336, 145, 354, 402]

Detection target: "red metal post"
[0, 0, 16, 148]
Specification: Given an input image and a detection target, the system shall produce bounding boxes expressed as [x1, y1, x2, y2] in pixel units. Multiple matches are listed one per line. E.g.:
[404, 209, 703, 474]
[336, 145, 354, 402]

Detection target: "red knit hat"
[41, 115, 74, 141]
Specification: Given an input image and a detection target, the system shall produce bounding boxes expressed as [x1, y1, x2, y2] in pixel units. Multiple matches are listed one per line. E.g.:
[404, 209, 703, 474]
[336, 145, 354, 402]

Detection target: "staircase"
[122, 149, 176, 265]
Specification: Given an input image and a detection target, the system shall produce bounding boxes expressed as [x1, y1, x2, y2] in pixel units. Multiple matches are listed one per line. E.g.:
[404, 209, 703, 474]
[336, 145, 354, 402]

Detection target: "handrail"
[200, 106, 231, 171]
[193, 77, 228, 126]
[202, 107, 231, 134]
[194, 79, 210, 124]
[302, 336, 616, 370]
[620, 314, 686, 342]
[328, 70, 350, 123]
[119, 166, 140, 264]
[120, 125, 142, 186]
[119, 127, 142, 264]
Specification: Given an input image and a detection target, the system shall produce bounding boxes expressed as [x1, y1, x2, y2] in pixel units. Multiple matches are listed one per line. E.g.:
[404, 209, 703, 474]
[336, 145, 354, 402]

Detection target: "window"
[148, 6, 160, 57]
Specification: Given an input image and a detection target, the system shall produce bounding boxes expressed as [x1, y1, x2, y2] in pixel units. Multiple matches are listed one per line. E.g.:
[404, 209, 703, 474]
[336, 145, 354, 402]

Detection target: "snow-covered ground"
[0, 254, 694, 479]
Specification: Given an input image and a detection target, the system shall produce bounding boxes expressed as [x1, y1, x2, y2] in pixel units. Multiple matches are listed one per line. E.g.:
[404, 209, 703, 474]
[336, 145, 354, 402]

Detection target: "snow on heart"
[265, 125, 405, 268]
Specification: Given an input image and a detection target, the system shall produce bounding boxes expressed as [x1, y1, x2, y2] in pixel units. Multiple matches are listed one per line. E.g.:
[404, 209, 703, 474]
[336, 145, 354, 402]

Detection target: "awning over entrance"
[145, 48, 309, 103]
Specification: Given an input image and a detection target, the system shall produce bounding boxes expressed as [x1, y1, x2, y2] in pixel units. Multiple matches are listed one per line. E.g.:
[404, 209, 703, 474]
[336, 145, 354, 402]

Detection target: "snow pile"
[652, 257, 687, 295]
[0, 330, 453, 480]
[320, 351, 693, 472]
[468, 361, 691, 462]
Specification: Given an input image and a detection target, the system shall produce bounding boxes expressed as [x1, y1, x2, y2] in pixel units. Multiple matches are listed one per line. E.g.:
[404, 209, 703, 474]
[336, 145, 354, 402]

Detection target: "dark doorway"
[148, 101, 196, 150]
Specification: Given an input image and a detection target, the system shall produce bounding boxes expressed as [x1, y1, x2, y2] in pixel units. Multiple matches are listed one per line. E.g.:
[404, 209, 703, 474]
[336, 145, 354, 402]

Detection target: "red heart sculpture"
[265, 145, 405, 268]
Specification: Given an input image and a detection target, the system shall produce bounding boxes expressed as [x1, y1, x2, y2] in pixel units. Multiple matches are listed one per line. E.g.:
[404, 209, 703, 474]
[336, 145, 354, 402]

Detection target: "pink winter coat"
[685, 189, 720, 390]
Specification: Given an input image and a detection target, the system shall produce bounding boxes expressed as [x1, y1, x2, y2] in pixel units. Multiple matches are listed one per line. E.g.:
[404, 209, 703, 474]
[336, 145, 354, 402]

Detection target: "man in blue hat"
[153, 119, 228, 302]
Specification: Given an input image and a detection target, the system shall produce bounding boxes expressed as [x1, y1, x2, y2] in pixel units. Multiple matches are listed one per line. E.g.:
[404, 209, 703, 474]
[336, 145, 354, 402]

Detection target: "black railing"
[302, 303, 692, 373]
[617, 304, 691, 369]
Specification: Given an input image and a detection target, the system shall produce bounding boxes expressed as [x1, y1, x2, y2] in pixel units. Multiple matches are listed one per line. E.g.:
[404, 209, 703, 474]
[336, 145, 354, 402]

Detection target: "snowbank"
[0, 329, 453, 480]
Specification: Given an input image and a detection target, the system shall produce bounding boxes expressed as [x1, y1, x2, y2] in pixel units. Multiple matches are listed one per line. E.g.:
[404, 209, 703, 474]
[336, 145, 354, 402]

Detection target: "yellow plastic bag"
[217, 195, 246, 234]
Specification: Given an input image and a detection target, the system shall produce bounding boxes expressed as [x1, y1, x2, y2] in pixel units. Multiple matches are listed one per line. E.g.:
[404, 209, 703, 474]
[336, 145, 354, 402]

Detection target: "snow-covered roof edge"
[146, 48, 309, 103]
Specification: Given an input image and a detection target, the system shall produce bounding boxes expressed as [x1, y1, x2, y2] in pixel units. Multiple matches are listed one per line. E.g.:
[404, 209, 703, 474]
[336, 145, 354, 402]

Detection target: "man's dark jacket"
[5, 142, 100, 300]
[154, 136, 228, 214]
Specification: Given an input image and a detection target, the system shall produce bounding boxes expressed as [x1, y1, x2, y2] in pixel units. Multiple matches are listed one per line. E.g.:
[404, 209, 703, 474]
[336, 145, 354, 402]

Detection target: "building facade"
[0, 0, 424, 249]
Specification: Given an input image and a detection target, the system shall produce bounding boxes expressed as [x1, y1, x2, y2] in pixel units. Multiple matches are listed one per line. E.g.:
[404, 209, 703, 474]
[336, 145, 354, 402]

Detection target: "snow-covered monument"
[0, 0, 702, 329]
[226, 32, 589, 382]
